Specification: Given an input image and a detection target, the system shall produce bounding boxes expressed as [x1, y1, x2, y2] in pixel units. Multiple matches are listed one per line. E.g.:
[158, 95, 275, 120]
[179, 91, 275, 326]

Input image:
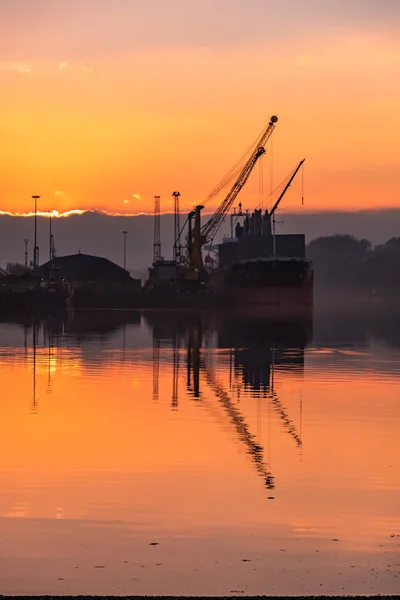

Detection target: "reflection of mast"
[32, 321, 38, 413]
[153, 338, 160, 401]
[45, 319, 56, 394]
[187, 323, 201, 398]
[172, 335, 180, 409]
[47, 324, 51, 392]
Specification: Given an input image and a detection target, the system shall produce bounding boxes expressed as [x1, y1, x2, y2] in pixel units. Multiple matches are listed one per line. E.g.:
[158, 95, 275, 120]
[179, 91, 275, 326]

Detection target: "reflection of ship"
[218, 316, 309, 391]
[23, 310, 309, 492]
[145, 311, 311, 491]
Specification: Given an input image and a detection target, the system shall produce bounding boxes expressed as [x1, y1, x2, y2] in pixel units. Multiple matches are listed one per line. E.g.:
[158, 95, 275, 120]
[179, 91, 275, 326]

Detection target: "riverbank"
[2, 595, 399, 599]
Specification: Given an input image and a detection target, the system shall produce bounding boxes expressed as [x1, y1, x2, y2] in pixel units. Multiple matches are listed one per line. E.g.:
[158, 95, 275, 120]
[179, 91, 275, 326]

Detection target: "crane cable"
[255, 171, 292, 212]
[203, 125, 267, 208]
[256, 159, 306, 213]
[270, 134, 274, 195]
[206, 160, 290, 252]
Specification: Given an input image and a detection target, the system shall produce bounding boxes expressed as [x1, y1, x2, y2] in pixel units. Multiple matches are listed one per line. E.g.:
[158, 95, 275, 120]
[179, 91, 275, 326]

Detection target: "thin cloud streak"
[9, 64, 32, 74]
[0, 208, 219, 219]
[0, 209, 87, 218]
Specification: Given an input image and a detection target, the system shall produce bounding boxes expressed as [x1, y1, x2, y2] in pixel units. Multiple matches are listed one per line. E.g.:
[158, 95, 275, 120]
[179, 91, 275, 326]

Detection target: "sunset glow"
[1, 1, 399, 215]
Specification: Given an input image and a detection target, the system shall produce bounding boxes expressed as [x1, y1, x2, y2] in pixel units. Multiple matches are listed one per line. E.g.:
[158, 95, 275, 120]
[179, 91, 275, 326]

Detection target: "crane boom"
[201, 115, 278, 244]
[269, 159, 305, 216]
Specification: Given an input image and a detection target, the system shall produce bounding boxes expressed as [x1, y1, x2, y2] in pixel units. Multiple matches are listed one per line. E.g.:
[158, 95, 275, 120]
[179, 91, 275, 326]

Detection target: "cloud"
[58, 61, 93, 73]
[0, 209, 86, 218]
[9, 64, 32, 75]
[54, 189, 65, 196]
[0, 208, 211, 219]
[133, 194, 141, 199]
[123, 199, 130, 204]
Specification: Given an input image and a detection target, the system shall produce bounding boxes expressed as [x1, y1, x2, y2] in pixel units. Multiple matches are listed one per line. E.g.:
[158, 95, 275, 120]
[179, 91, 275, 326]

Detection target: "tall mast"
[32, 195, 40, 269]
[153, 195, 161, 263]
[173, 191, 181, 264]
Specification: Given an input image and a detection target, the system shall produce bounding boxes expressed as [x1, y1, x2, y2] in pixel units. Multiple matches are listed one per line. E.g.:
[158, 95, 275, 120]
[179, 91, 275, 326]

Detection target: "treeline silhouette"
[307, 235, 400, 296]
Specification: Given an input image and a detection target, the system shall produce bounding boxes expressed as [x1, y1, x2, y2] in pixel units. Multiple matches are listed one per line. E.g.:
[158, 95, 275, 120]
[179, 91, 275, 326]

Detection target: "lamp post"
[32, 195, 40, 269]
[123, 230, 127, 271]
[24, 239, 29, 267]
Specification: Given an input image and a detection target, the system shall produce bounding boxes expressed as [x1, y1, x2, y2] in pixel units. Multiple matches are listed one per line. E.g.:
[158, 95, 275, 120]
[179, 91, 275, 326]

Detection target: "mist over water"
[1, 306, 399, 595]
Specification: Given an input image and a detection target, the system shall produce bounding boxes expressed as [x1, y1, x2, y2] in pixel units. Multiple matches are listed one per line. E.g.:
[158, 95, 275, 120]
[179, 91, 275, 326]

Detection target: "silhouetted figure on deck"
[235, 222, 244, 238]
[263, 209, 272, 237]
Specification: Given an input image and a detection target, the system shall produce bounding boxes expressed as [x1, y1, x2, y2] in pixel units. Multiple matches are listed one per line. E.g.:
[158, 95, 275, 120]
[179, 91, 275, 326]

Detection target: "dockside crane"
[186, 115, 278, 280]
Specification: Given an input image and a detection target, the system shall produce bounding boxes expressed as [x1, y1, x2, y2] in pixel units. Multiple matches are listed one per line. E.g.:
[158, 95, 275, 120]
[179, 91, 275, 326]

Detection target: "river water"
[1, 309, 399, 595]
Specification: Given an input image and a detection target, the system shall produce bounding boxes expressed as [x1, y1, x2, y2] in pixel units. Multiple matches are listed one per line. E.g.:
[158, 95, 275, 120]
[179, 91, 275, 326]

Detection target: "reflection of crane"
[268, 349, 303, 449]
[202, 359, 275, 490]
[271, 391, 302, 448]
[147, 314, 301, 486]
[187, 116, 278, 279]
[238, 347, 303, 449]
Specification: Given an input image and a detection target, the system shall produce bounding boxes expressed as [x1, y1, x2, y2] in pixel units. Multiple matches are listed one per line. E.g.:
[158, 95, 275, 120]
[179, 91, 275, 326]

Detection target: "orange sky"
[1, 1, 399, 215]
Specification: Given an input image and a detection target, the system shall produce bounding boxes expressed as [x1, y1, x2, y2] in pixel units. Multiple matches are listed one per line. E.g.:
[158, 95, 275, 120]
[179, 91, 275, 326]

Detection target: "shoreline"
[0, 594, 400, 600]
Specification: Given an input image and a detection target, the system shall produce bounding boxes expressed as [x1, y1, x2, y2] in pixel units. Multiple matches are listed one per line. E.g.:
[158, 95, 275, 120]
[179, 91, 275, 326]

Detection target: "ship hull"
[211, 258, 313, 317]
[227, 285, 313, 318]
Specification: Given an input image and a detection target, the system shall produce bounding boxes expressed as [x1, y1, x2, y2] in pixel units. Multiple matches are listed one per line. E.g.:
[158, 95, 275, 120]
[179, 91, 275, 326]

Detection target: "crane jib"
[201, 117, 277, 243]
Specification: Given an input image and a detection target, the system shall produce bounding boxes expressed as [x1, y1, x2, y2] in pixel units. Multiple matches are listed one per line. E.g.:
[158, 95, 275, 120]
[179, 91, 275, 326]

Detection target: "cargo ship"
[209, 204, 313, 314]
[146, 115, 313, 314]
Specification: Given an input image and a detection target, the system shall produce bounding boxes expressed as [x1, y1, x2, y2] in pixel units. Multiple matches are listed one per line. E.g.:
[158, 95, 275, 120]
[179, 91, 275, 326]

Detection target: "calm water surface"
[1, 310, 399, 595]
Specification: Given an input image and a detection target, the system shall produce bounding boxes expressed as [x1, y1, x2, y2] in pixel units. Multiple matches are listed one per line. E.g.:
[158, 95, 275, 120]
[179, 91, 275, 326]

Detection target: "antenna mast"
[173, 191, 181, 264]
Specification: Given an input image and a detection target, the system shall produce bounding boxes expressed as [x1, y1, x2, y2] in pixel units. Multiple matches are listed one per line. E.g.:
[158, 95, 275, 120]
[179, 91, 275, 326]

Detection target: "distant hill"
[1, 209, 400, 273]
